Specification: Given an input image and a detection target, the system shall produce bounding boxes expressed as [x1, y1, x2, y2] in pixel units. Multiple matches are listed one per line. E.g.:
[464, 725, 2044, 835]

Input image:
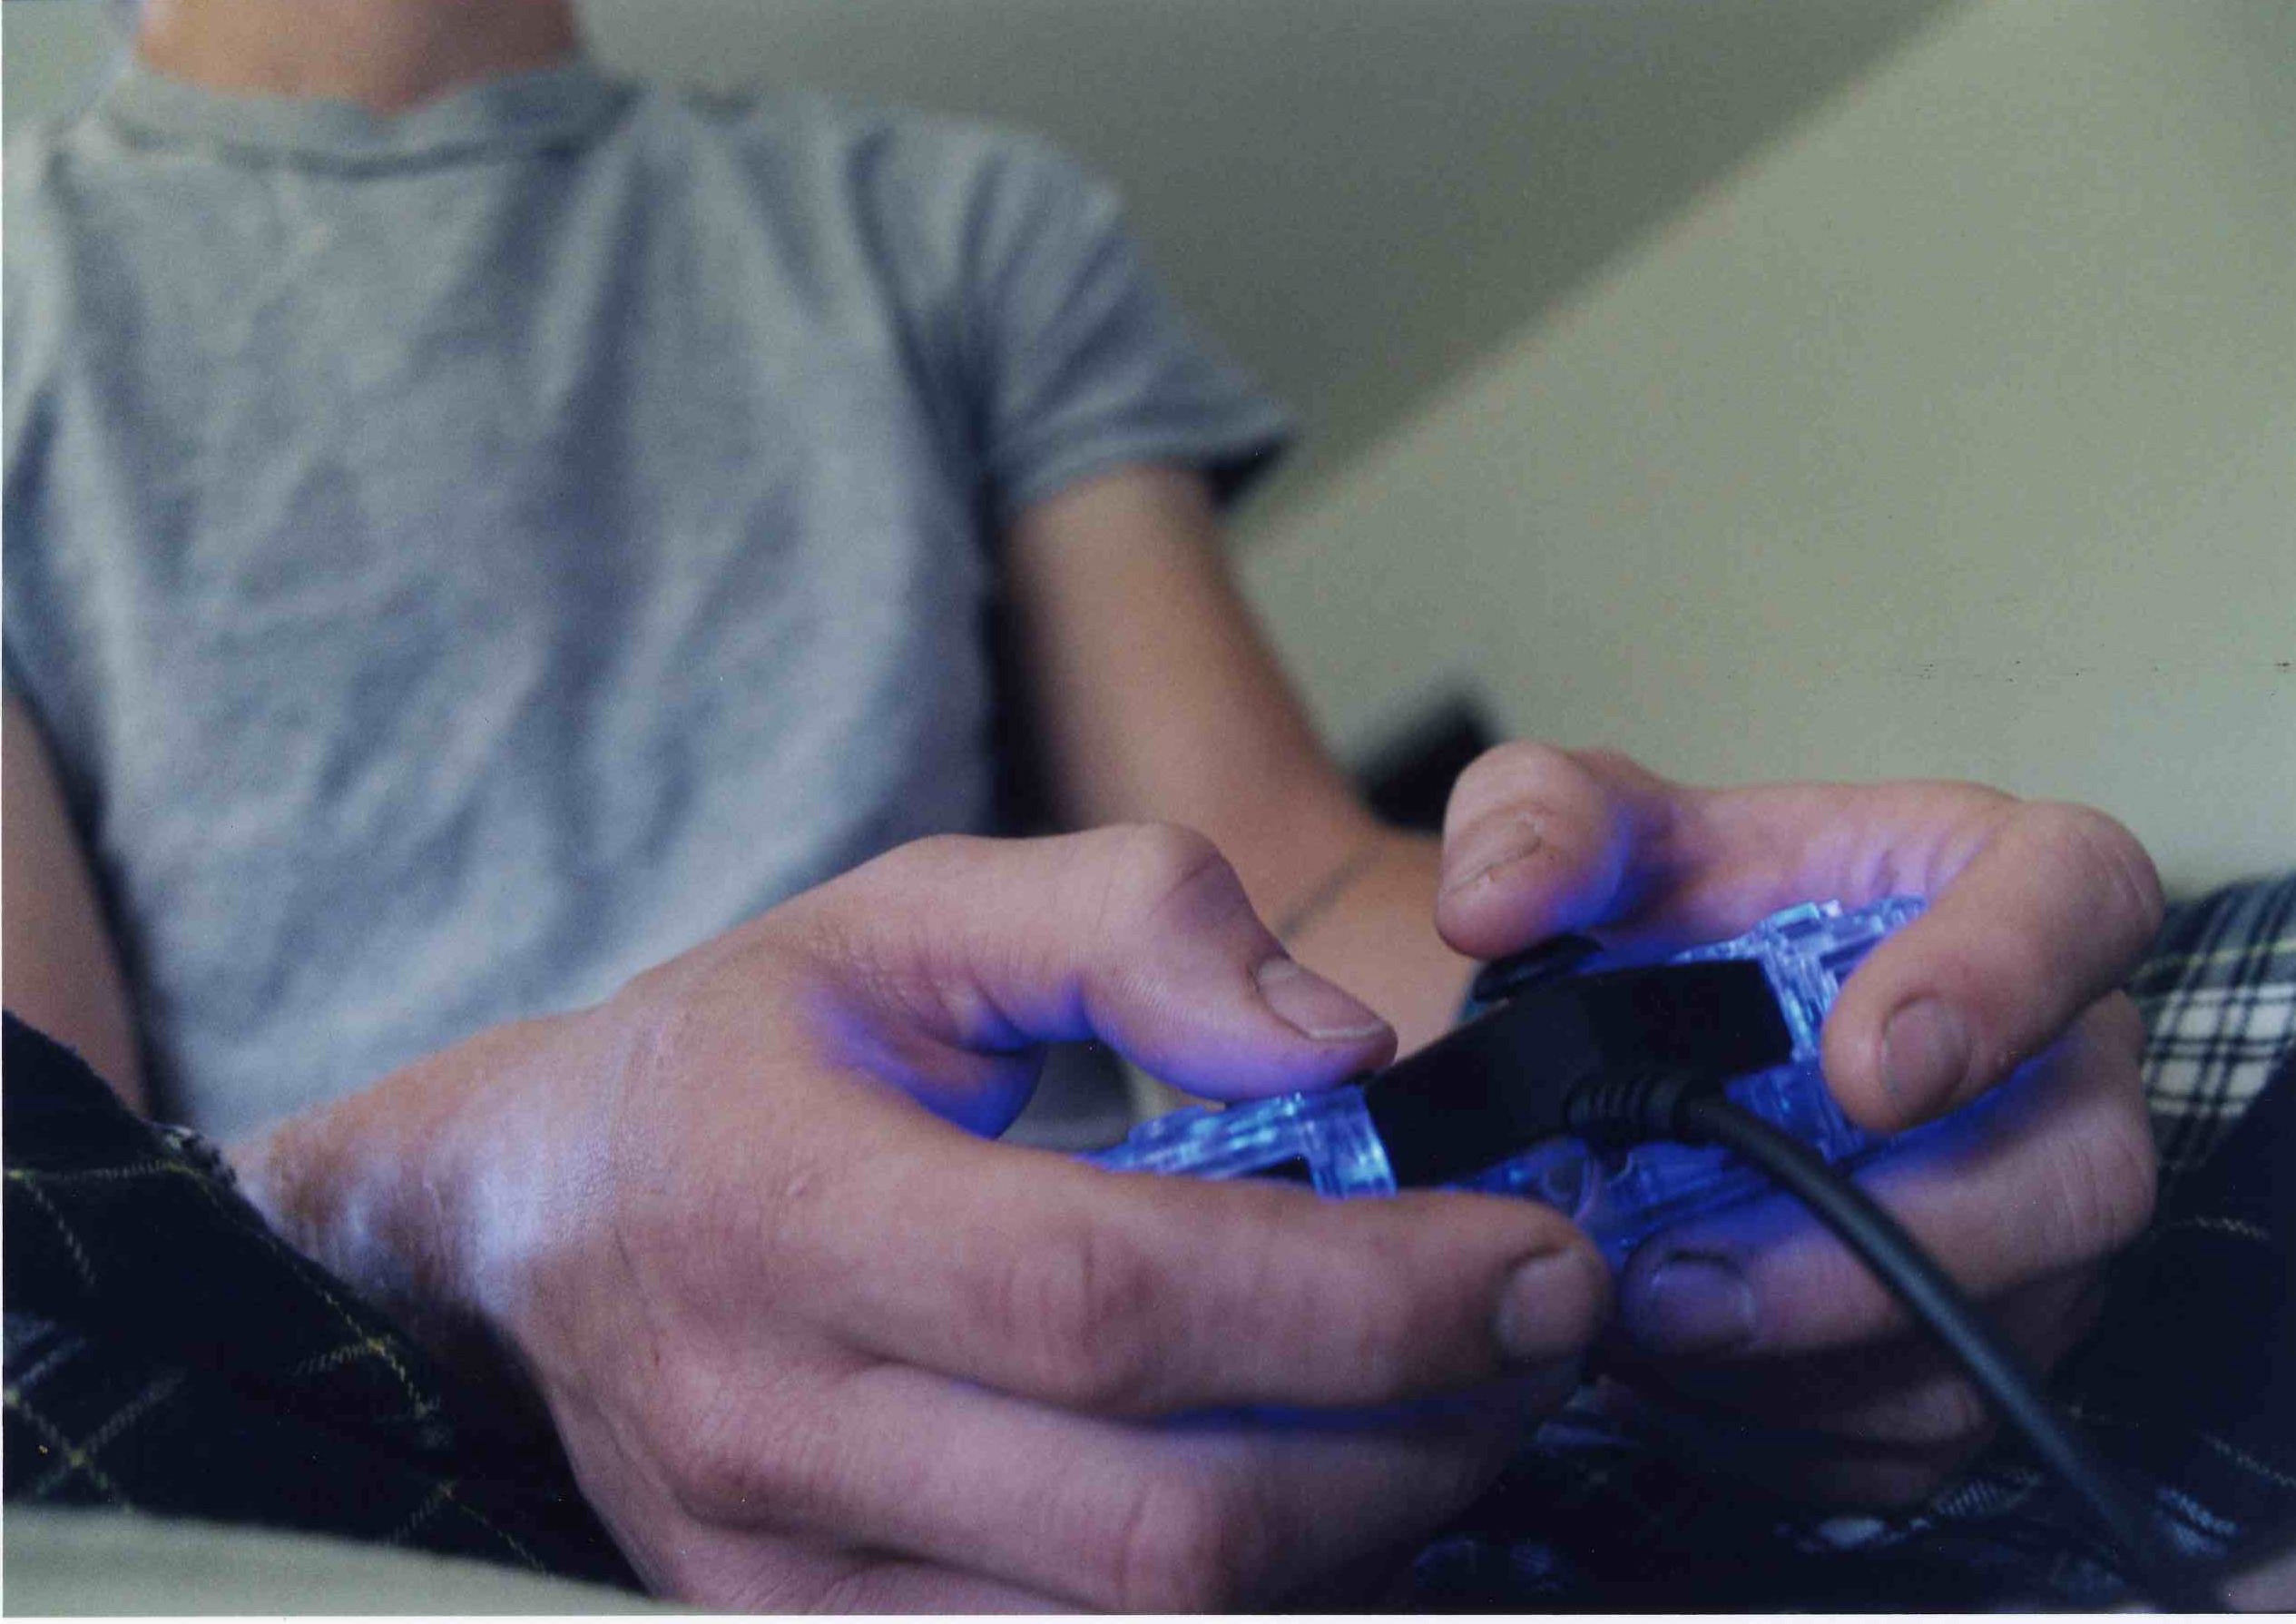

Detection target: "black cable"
[1676, 1095, 2230, 1612]
[1565, 1075, 2231, 1612]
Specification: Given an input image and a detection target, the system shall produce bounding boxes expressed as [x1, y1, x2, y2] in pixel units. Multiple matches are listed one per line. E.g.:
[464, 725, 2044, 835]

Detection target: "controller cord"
[1565, 1070, 2232, 1613]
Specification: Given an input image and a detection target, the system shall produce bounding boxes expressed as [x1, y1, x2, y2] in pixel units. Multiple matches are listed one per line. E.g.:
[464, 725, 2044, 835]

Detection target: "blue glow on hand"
[1082, 898, 1936, 1262]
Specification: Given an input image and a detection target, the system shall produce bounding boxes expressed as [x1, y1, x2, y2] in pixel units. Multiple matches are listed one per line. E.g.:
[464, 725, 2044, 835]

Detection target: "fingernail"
[1440, 812, 1542, 899]
[1253, 957, 1388, 1042]
[1496, 1247, 1603, 1366]
[1624, 1254, 1757, 1355]
[1881, 998, 1971, 1113]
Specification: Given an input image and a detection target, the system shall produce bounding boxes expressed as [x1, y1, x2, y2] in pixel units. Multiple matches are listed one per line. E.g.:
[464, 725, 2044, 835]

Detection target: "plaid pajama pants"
[1, 1018, 640, 1592]
[8, 873, 2292, 1607]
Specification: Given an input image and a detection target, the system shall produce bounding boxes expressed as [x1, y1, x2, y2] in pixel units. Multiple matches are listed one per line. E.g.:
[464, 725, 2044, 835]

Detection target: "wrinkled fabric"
[7, 877, 2291, 1608]
[2, 1014, 640, 1590]
[4, 55, 1288, 1136]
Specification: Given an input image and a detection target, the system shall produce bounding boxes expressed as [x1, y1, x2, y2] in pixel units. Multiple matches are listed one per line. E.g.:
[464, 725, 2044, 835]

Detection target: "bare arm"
[4, 692, 148, 1107]
[184, 831, 1610, 1608]
[1005, 463, 1472, 1053]
[1002, 468, 2187, 1509]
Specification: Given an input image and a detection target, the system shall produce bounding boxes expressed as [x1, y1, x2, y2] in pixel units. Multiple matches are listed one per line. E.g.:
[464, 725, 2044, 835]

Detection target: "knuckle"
[2018, 1088, 2157, 1284]
[1573, 744, 1650, 785]
[1885, 1374, 1996, 1453]
[994, 1222, 1166, 1410]
[1947, 942, 2064, 1088]
[1814, 1444, 1985, 1511]
[865, 831, 986, 888]
[2059, 1089, 2160, 1256]
[1086, 822, 1264, 962]
[1446, 741, 1577, 827]
[1291, 1263, 1413, 1398]
[806, 1560, 893, 1615]
[1335, 1288, 1420, 1395]
[1112, 1472, 1256, 1613]
[2085, 989, 2149, 1060]
[1105, 821, 1235, 910]
[2027, 802, 2166, 946]
[657, 1364, 791, 1518]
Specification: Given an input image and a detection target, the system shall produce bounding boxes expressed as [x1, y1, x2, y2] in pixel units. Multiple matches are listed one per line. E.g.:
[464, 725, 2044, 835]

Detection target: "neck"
[135, 0, 582, 113]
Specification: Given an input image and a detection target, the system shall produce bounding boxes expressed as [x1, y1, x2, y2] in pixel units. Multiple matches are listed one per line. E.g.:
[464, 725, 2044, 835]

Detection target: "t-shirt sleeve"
[959, 143, 1292, 529]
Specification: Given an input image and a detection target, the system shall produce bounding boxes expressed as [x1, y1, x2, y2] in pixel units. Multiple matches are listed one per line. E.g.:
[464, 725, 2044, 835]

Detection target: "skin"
[227, 826, 1612, 1609]
[1006, 468, 2166, 1509]
[11, 0, 2276, 1607]
[133, 0, 580, 112]
[1430, 745, 2164, 1501]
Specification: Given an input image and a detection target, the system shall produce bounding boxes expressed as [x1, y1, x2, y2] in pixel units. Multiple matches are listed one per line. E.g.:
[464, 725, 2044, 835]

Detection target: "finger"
[636, 1515, 1074, 1611]
[785, 1124, 1607, 1416]
[1431, 749, 2163, 1134]
[807, 1560, 1071, 1614]
[693, 1356, 1569, 1612]
[2228, 1539, 2296, 1611]
[1435, 746, 2038, 960]
[796, 827, 1396, 1122]
[1821, 805, 2162, 1128]
[1431, 744, 1869, 955]
[563, 1349, 1084, 1610]
[1594, 1376, 2001, 1511]
[1611, 1002, 2152, 1361]
[1433, 743, 1673, 960]
[1606, 1264, 2104, 1446]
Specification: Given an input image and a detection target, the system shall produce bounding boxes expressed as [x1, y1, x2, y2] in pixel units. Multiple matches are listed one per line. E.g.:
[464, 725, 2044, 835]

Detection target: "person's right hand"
[415, 828, 1607, 1609]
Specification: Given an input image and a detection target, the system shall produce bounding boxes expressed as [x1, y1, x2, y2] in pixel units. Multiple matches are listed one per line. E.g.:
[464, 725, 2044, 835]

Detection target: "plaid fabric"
[6, 875, 2291, 1606]
[1378, 872, 2296, 1610]
[1, 1016, 640, 1592]
[2131, 871, 2296, 1196]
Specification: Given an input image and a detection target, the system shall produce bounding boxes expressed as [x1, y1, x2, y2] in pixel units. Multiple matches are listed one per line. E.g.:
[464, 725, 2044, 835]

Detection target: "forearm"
[5, 694, 151, 1108]
[1258, 823, 1474, 1058]
[999, 468, 1477, 1053]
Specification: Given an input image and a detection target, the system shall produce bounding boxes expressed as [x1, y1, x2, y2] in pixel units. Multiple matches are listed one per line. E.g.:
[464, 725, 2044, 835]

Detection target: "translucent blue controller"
[1084, 897, 1928, 1262]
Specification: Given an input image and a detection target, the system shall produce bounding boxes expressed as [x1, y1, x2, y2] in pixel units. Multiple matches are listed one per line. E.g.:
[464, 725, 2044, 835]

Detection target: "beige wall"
[10, 0, 2286, 891]
[1241, 0, 2295, 895]
[2, 0, 1944, 523]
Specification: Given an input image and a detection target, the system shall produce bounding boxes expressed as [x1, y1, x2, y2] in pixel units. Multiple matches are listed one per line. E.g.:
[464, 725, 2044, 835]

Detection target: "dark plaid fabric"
[1380, 871, 2296, 1610]
[6, 874, 2292, 1607]
[1, 1015, 640, 1593]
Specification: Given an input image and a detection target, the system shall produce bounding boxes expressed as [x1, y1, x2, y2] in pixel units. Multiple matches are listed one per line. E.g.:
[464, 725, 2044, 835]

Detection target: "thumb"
[1821, 801, 2163, 1130]
[788, 827, 1397, 1119]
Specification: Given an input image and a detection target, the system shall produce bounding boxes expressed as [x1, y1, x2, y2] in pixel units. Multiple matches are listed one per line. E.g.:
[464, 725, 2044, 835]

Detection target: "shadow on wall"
[5, 0, 1964, 531]
[581, 0, 1965, 531]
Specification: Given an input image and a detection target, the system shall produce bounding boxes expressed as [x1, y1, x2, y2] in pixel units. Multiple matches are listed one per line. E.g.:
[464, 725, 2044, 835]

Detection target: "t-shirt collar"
[97, 52, 633, 169]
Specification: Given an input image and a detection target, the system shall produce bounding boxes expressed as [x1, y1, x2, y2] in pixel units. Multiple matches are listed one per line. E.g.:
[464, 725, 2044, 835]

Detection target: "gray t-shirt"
[5, 57, 1289, 1136]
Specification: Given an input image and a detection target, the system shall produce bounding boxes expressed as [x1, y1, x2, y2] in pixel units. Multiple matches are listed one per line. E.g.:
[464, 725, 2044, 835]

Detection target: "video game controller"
[1084, 896, 1932, 1262]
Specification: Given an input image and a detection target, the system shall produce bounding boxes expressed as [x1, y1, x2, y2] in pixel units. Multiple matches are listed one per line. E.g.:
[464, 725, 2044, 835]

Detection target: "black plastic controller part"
[1362, 960, 1793, 1188]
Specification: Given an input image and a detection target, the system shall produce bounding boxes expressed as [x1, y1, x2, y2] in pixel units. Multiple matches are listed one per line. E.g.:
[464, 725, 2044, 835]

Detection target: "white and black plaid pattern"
[2132, 872, 2296, 1191]
[8, 876, 2291, 1607]
[1375, 871, 2296, 1610]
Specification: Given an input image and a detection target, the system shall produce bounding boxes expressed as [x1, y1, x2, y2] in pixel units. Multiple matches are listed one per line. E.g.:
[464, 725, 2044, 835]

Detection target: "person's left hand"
[1433, 743, 2164, 1505]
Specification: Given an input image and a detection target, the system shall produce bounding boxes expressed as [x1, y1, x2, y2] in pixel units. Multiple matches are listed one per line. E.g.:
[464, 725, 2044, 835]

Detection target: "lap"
[0, 1015, 639, 1594]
